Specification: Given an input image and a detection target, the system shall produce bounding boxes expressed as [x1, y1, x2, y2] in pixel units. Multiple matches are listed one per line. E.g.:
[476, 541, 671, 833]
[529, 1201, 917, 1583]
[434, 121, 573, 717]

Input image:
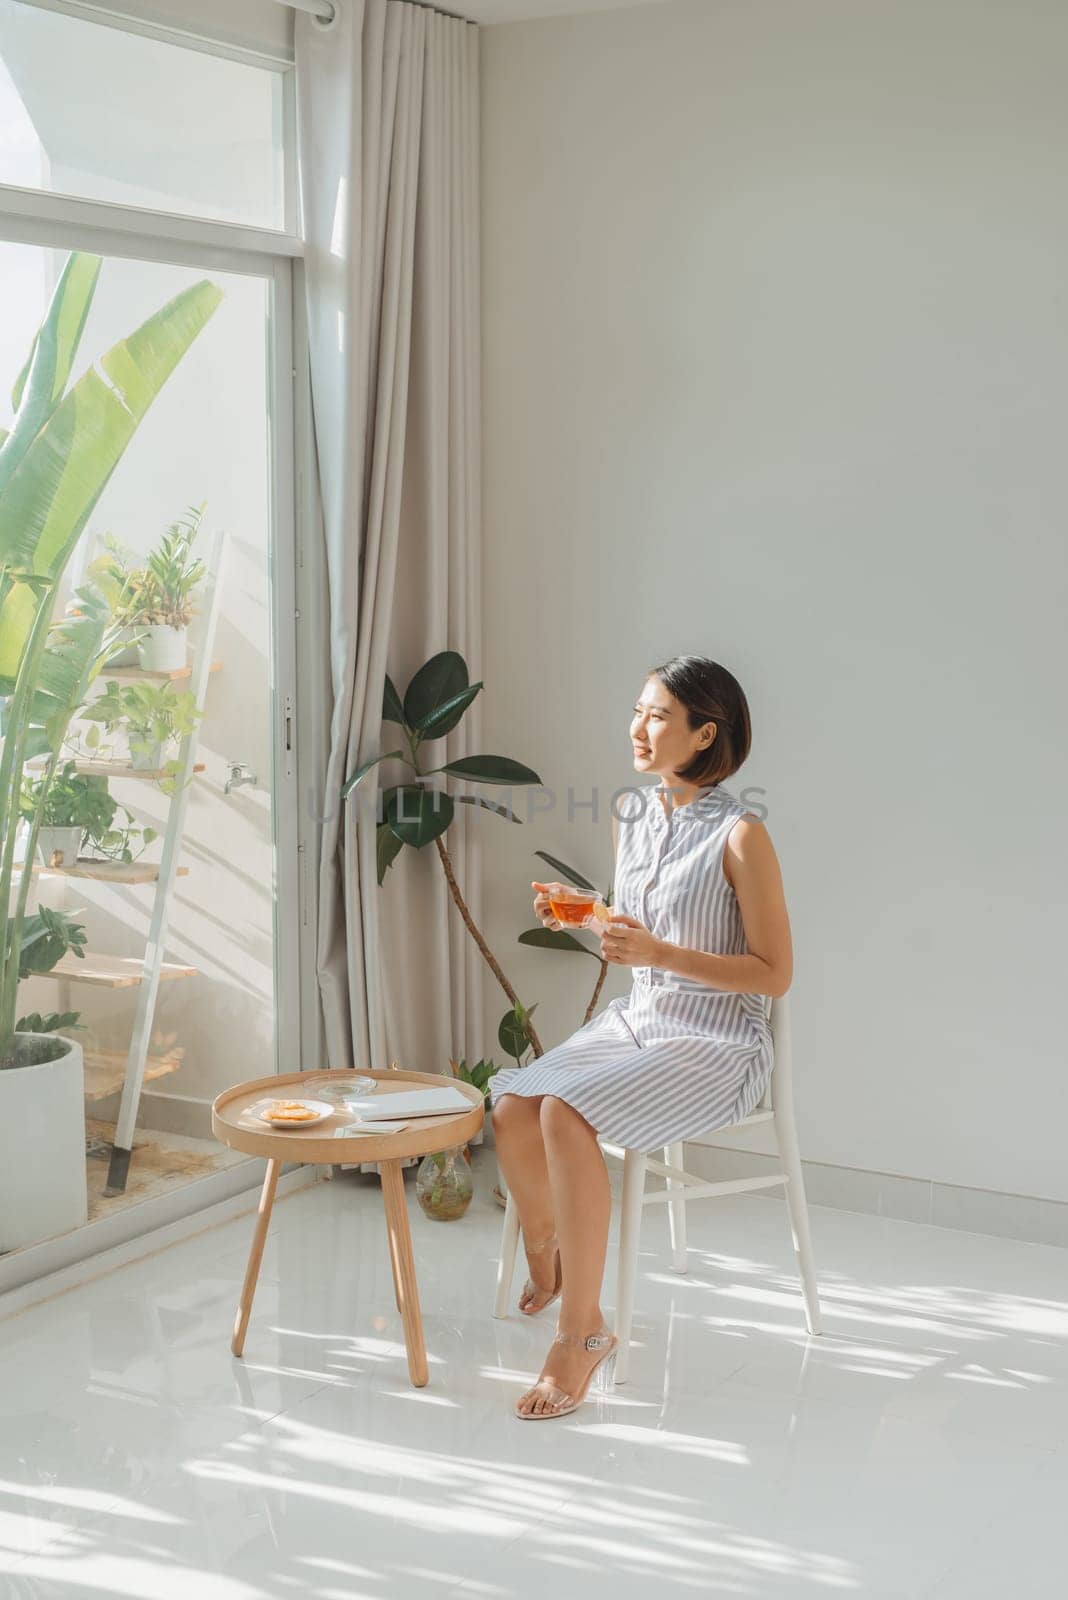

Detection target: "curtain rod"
[272, 0, 473, 24]
[273, 0, 336, 22]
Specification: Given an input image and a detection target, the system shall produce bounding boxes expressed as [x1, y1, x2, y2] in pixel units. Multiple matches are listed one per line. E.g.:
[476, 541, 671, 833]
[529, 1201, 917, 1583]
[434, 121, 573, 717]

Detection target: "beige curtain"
[296, 0, 485, 1075]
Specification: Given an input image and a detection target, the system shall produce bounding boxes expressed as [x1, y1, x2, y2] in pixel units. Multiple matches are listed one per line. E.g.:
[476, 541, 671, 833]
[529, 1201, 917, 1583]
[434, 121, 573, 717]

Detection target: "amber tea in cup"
[548, 886, 605, 928]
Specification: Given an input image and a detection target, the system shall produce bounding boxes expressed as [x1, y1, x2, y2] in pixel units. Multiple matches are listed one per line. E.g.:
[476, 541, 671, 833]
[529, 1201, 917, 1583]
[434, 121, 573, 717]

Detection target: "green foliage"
[20, 762, 154, 863]
[0, 250, 220, 1062]
[340, 649, 542, 880]
[82, 679, 200, 785]
[123, 503, 207, 629]
[344, 649, 548, 1069]
[86, 533, 146, 634]
[448, 1054, 503, 1105]
[16, 906, 87, 979]
[16, 1011, 82, 1034]
[499, 998, 538, 1065]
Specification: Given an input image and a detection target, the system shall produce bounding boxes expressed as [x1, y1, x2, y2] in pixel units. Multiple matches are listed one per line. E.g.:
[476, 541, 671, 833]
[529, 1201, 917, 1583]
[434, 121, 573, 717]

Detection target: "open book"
[344, 1085, 473, 1121]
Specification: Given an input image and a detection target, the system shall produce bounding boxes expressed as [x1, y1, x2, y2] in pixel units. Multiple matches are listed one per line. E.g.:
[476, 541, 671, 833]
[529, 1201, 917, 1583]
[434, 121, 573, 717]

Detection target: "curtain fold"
[296, 0, 484, 1075]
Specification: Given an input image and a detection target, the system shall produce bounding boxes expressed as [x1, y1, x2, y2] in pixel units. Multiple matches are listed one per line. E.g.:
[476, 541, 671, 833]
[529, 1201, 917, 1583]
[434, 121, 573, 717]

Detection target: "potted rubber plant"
[81, 679, 201, 783]
[128, 504, 206, 672]
[343, 650, 548, 1061]
[0, 250, 221, 1254]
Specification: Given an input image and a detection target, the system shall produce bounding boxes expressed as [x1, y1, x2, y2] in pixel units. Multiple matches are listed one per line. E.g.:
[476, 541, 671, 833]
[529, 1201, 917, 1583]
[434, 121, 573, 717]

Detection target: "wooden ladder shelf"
[41, 528, 227, 1196]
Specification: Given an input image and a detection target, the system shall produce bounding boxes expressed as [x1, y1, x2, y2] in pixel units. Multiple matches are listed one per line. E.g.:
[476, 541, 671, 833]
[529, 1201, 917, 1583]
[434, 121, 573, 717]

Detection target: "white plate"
[258, 1098, 335, 1129]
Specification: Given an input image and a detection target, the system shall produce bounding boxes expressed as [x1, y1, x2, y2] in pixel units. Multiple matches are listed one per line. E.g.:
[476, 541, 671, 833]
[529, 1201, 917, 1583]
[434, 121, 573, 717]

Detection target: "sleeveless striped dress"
[489, 781, 773, 1153]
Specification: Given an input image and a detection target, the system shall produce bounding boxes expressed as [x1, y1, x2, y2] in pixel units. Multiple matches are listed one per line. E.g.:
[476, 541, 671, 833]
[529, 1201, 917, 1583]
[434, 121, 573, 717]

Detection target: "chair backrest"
[756, 991, 791, 1112]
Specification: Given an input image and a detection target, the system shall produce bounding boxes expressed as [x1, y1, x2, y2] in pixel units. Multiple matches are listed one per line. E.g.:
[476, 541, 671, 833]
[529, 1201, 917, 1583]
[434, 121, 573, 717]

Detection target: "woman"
[490, 655, 793, 1420]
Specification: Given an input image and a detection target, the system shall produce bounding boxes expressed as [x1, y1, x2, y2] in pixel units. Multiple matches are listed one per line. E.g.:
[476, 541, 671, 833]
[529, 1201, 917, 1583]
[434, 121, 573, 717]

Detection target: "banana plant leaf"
[0, 253, 101, 495]
[18, 586, 119, 755]
[0, 276, 223, 586]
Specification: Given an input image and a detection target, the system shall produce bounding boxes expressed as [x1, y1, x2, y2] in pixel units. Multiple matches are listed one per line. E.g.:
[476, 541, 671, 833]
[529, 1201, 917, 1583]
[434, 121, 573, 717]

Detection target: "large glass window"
[2, 239, 289, 1250]
[0, 0, 286, 228]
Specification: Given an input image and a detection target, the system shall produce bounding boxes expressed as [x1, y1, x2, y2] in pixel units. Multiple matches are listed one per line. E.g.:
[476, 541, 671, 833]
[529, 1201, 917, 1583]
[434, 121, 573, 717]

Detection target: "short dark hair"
[646, 655, 752, 786]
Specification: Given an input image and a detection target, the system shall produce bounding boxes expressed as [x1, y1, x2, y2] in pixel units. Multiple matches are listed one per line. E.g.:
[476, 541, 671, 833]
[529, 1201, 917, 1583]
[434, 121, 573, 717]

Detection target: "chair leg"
[665, 1141, 688, 1273]
[774, 1102, 822, 1336]
[493, 1190, 521, 1319]
[613, 1148, 647, 1385]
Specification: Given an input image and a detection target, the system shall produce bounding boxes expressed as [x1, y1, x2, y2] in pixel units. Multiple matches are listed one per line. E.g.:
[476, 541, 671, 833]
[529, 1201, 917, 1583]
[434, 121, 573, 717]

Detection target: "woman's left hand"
[599, 913, 663, 968]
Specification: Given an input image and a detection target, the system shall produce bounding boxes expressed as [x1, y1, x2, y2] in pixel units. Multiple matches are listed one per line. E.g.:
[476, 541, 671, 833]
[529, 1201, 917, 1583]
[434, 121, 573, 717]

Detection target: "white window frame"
[0, 2, 323, 1297]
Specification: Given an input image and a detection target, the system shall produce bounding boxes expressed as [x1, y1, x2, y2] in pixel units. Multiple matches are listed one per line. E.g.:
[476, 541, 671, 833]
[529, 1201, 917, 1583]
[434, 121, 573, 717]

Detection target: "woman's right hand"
[531, 880, 565, 931]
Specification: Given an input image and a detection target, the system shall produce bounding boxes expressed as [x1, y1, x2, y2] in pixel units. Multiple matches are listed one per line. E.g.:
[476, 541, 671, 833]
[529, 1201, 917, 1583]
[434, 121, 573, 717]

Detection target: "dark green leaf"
[16, 1011, 82, 1033]
[412, 681, 483, 737]
[518, 927, 601, 957]
[376, 823, 404, 883]
[16, 907, 88, 978]
[382, 673, 406, 727]
[498, 1006, 529, 1063]
[342, 749, 405, 799]
[385, 785, 454, 848]
[455, 794, 521, 822]
[533, 848, 599, 892]
[434, 755, 541, 786]
[403, 651, 468, 731]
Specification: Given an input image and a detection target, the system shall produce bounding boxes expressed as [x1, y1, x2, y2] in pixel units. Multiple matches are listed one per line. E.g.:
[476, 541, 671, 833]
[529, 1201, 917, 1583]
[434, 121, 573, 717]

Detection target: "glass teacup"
[548, 886, 607, 929]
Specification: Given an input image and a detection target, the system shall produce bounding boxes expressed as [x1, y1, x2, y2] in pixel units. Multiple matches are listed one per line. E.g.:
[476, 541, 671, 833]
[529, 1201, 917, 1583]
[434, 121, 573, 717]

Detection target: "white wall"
[480, 0, 1068, 1202]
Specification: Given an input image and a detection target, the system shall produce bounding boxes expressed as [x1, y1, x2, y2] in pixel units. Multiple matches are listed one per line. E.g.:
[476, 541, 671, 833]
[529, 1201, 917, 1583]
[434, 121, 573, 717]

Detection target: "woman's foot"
[515, 1322, 617, 1419]
[518, 1231, 562, 1315]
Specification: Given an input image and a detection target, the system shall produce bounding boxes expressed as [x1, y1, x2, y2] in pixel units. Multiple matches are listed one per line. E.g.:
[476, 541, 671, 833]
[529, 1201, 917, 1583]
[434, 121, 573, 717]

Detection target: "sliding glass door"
[0, 0, 305, 1284]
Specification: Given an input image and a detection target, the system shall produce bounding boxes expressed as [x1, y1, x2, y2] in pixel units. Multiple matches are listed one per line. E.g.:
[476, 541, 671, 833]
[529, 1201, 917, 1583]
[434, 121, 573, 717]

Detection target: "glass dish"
[308, 1075, 378, 1103]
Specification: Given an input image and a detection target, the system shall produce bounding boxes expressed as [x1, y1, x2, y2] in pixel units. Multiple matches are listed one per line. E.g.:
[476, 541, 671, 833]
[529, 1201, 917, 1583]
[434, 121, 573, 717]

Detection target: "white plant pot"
[130, 742, 165, 772]
[37, 825, 83, 868]
[107, 625, 141, 667]
[138, 625, 187, 673]
[0, 1033, 87, 1253]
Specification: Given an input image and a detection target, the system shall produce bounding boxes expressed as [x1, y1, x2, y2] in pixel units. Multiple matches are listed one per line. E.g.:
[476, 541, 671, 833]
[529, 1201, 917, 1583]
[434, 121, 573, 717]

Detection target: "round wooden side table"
[212, 1068, 484, 1387]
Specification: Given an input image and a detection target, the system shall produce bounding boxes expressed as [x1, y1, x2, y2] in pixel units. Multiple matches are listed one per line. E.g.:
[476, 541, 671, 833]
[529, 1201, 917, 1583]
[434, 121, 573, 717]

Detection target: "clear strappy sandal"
[518, 1231, 562, 1316]
[514, 1325, 618, 1420]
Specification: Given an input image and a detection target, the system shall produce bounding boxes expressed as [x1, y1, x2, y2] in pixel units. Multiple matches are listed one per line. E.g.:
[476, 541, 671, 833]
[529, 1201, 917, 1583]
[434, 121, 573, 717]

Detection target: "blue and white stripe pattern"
[490, 781, 773, 1153]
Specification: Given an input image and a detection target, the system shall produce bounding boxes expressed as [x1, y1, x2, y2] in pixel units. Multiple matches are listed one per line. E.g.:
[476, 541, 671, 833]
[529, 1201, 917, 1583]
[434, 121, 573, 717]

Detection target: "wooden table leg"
[380, 1159, 428, 1387]
[232, 1157, 280, 1357]
[387, 1229, 404, 1313]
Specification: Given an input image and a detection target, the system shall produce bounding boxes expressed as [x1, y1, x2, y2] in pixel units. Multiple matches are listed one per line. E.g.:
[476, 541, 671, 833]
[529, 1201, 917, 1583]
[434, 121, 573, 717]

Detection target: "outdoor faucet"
[224, 761, 258, 795]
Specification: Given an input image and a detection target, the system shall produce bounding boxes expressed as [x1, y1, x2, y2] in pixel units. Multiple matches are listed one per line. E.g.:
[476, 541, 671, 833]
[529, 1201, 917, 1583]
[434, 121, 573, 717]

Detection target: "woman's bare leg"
[492, 1093, 559, 1312]
[516, 1095, 613, 1416]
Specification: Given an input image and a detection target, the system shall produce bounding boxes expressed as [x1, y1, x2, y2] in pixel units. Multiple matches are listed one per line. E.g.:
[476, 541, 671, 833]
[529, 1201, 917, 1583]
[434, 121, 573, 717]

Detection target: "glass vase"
[415, 1145, 473, 1221]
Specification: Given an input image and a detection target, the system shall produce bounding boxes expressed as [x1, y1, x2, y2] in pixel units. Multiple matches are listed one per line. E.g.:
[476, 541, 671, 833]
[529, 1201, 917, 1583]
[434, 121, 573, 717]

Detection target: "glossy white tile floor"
[2, 1149, 1065, 1599]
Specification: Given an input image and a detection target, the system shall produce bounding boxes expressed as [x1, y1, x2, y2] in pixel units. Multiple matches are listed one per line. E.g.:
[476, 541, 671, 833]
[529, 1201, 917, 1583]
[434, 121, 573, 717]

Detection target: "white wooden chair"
[492, 991, 822, 1383]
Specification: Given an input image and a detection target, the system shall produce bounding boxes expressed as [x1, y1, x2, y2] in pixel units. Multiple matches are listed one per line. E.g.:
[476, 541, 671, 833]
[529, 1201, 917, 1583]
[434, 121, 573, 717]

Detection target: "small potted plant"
[415, 1056, 502, 1221]
[125, 505, 206, 672]
[82, 680, 201, 782]
[80, 535, 146, 666]
[20, 764, 155, 868]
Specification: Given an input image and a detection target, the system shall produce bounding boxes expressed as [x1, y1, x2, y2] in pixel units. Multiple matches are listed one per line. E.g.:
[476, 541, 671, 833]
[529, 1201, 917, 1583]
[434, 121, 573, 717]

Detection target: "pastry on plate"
[263, 1100, 318, 1123]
